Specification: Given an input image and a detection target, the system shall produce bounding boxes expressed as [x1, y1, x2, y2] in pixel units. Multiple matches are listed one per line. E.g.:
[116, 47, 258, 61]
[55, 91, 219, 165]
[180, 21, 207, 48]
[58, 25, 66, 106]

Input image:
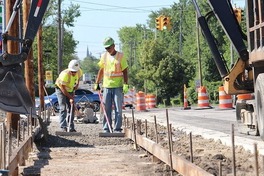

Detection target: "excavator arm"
[0, 0, 49, 116]
[192, 0, 254, 95]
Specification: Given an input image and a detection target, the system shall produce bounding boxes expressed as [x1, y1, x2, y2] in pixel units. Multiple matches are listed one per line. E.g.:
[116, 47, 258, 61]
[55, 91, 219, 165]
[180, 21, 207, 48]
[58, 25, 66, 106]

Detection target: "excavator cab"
[0, 0, 49, 116]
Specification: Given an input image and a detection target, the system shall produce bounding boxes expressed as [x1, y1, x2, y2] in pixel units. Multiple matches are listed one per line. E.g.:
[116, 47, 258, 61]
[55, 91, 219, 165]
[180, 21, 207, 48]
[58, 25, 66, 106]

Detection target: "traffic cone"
[182, 84, 191, 110]
[218, 86, 234, 110]
[196, 86, 212, 109]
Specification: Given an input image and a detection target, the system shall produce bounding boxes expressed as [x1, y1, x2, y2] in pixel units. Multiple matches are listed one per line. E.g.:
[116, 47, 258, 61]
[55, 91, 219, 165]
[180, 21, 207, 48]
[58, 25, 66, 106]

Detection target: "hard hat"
[103, 37, 114, 48]
[68, 59, 80, 72]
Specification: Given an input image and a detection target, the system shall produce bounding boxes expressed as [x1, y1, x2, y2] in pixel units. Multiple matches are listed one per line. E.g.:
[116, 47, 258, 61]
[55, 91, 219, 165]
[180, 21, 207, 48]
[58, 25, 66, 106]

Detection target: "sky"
[63, 0, 244, 60]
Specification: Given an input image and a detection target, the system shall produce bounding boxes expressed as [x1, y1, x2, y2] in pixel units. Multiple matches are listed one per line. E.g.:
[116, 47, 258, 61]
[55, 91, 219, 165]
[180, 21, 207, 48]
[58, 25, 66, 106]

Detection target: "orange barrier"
[218, 86, 233, 109]
[123, 88, 136, 109]
[146, 94, 156, 109]
[237, 94, 253, 101]
[197, 86, 210, 108]
[136, 91, 146, 111]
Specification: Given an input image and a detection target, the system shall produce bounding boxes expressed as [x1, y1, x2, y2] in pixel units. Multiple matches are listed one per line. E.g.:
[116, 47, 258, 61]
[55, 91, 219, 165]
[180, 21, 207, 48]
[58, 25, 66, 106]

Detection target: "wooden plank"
[99, 132, 125, 137]
[125, 129, 213, 176]
[55, 131, 82, 136]
[8, 136, 33, 175]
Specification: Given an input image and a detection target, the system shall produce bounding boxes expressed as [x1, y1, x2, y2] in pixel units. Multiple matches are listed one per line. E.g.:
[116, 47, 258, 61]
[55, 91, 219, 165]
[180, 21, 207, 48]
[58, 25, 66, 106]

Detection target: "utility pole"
[6, 0, 20, 131]
[23, 0, 35, 101]
[57, 0, 62, 74]
[37, 26, 45, 111]
[133, 40, 136, 66]
[179, 7, 183, 57]
[196, 12, 203, 87]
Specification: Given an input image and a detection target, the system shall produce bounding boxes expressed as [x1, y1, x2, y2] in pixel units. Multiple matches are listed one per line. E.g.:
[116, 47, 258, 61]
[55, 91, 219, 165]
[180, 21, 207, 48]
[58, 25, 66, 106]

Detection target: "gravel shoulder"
[21, 115, 175, 176]
[21, 107, 264, 176]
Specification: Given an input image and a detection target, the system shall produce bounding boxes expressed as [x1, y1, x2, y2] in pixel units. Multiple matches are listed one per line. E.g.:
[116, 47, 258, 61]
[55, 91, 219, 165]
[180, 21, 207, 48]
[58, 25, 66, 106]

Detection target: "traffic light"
[161, 16, 172, 30]
[234, 8, 242, 23]
[156, 16, 162, 31]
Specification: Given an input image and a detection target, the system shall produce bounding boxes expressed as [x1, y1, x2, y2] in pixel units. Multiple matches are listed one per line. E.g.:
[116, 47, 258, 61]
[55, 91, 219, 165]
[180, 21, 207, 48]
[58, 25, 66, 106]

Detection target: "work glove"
[123, 84, 129, 94]
[94, 83, 100, 91]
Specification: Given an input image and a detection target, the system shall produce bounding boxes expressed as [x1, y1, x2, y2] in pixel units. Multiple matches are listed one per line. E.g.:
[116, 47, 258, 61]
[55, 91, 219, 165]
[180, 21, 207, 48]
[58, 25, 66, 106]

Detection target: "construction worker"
[55, 60, 83, 132]
[94, 37, 129, 133]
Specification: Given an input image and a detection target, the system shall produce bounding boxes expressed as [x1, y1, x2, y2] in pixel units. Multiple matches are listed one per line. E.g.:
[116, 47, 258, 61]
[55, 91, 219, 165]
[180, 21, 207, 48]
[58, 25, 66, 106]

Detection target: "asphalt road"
[123, 106, 264, 155]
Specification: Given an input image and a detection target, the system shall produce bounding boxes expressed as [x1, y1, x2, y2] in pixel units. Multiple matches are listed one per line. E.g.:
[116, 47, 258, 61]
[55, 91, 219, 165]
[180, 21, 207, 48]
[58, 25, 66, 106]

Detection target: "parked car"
[36, 89, 101, 112]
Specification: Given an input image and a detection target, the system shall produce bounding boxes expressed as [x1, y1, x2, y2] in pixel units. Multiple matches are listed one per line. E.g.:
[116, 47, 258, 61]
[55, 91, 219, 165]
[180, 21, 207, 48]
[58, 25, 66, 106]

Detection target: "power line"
[68, 0, 171, 13]
[69, 24, 119, 29]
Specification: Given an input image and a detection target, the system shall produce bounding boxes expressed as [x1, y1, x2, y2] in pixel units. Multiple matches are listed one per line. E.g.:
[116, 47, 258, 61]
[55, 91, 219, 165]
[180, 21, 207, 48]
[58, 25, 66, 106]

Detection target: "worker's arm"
[60, 85, 74, 100]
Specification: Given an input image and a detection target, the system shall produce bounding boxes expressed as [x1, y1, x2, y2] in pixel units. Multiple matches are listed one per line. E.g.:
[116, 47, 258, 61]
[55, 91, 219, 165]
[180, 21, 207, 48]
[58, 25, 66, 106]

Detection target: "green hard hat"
[103, 37, 115, 48]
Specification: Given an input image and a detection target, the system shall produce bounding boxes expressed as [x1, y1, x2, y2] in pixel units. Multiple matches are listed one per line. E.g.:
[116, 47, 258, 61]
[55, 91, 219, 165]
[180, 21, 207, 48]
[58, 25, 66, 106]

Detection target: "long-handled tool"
[67, 102, 74, 132]
[98, 90, 113, 133]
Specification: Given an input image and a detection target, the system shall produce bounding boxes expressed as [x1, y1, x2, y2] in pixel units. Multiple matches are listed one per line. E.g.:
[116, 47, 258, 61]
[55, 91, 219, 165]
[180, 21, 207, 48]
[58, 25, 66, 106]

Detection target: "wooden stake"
[7, 125, 11, 165]
[154, 115, 158, 143]
[189, 132, 193, 163]
[170, 124, 173, 152]
[219, 161, 222, 176]
[231, 124, 236, 176]
[254, 143, 259, 176]
[132, 108, 137, 150]
[17, 120, 20, 147]
[145, 119, 147, 138]
[123, 115, 127, 127]
[166, 109, 173, 175]
[0, 126, 2, 169]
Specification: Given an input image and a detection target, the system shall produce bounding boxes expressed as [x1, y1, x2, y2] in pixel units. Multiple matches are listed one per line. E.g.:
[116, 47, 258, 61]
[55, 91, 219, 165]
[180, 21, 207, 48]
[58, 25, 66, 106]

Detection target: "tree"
[116, 0, 240, 105]
[81, 56, 99, 81]
[32, 1, 81, 81]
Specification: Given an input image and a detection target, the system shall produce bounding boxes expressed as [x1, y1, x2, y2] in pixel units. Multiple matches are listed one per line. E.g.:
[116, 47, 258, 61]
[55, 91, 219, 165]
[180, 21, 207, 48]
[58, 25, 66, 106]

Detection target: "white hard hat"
[68, 60, 80, 72]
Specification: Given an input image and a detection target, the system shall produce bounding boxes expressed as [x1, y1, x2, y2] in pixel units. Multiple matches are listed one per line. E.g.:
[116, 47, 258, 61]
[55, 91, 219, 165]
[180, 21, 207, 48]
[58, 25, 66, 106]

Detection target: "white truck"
[83, 73, 92, 84]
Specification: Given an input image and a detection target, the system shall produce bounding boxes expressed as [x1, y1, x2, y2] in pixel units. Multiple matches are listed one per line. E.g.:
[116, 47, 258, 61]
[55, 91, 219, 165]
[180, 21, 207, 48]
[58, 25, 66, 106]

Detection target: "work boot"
[69, 129, 77, 132]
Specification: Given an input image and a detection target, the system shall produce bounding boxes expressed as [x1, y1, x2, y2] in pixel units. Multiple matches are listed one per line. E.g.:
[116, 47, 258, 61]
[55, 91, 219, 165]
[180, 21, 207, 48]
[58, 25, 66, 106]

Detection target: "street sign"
[45, 70, 54, 87]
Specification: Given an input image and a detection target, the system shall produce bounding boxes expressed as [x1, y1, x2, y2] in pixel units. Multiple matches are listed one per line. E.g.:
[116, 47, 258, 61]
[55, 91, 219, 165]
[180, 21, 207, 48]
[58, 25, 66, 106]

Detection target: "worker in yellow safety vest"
[55, 60, 83, 132]
[94, 37, 129, 133]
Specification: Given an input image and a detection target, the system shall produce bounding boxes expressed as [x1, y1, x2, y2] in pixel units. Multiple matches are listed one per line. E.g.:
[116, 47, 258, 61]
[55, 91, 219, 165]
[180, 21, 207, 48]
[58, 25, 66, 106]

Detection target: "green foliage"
[81, 56, 99, 78]
[32, 1, 81, 83]
[186, 80, 198, 105]
[116, 0, 236, 107]
[170, 97, 182, 106]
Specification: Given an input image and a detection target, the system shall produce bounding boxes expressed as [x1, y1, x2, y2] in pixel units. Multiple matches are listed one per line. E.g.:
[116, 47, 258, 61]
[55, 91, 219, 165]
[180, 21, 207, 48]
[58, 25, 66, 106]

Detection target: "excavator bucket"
[0, 70, 36, 116]
[0, 0, 50, 116]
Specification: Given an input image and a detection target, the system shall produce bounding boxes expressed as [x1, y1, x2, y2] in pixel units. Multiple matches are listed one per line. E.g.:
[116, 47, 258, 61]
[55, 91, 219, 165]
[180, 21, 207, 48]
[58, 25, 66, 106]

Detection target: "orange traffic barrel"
[136, 91, 146, 111]
[146, 94, 156, 109]
[197, 86, 210, 108]
[218, 86, 233, 109]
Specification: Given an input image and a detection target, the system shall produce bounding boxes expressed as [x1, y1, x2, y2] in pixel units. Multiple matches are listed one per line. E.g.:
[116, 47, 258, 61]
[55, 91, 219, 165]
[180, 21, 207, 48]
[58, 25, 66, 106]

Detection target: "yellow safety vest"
[55, 69, 83, 92]
[98, 52, 128, 88]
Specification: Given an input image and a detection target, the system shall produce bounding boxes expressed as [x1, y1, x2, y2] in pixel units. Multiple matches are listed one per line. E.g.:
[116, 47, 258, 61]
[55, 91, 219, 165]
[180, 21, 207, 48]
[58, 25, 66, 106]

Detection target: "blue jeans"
[56, 88, 75, 130]
[103, 87, 123, 132]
